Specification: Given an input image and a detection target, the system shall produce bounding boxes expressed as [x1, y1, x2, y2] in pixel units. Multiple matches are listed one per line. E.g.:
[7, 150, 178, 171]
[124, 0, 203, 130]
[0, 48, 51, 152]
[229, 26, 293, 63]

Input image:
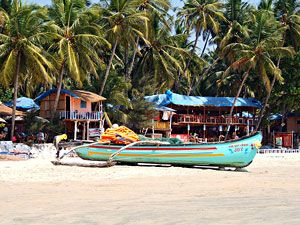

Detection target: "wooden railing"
[173, 114, 257, 125]
[59, 111, 103, 120]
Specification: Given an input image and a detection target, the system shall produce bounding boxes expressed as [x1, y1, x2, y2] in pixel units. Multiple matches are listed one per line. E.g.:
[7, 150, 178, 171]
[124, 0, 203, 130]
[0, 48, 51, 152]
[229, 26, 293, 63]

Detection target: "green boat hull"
[76, 132, 262, 168]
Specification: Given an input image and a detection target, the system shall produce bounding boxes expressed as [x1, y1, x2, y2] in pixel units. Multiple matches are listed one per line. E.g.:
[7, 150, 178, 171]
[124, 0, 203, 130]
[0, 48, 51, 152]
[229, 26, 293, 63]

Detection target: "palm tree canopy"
[48, 0, 109, 83]
[0, 0, 54, 87]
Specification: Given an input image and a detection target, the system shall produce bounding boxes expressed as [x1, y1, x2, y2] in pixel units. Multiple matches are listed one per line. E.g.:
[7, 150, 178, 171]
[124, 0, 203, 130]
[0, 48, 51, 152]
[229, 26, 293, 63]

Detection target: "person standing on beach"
[37, 130, 45, 143]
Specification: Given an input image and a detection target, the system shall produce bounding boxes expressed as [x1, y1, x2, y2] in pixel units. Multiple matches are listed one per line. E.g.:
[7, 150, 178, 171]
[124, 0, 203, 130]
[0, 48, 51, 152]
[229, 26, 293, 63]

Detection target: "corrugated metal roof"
[145, 91, 262, 108]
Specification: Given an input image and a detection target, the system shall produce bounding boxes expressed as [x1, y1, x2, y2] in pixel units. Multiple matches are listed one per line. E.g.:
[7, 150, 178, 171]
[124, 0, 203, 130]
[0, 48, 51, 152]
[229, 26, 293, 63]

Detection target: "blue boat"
[75, 132, 262, 169]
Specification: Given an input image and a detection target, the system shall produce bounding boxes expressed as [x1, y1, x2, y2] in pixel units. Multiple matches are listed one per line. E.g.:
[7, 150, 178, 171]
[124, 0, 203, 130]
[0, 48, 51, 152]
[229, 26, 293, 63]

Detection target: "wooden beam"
[51, 160, 116, 167]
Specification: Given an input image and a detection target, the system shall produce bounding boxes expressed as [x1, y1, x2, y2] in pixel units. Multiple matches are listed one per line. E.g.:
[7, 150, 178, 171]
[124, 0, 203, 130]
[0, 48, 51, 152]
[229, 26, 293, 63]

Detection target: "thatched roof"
[0, 104, 25, 116]
[70, 90, 106, 102]
[36, 89, 106, 103]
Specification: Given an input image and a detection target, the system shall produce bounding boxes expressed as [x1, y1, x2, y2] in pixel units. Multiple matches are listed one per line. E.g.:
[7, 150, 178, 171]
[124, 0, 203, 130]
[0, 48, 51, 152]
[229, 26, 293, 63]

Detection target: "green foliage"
[127, 95, 158, 132]
[0, 89, 13, 103]
[23, 112, 64, 141]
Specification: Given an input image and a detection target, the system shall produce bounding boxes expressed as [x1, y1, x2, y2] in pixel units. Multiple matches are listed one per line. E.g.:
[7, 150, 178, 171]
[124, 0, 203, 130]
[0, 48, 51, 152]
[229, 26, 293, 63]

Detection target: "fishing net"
[138, 135, 184, 144]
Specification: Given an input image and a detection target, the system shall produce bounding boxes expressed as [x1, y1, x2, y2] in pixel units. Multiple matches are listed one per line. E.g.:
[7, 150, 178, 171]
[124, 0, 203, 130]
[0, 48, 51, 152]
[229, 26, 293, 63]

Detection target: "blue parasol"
[4, 97, 40, 111]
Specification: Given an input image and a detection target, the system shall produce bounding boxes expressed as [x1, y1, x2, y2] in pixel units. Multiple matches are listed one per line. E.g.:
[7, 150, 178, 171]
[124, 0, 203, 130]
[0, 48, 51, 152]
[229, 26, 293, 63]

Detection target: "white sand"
[1, 154, 300, 225]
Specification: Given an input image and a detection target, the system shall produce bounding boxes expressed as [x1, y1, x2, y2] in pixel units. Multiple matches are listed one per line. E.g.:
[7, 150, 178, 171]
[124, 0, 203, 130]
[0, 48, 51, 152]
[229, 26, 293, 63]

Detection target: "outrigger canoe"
[75, 132, 262, 169]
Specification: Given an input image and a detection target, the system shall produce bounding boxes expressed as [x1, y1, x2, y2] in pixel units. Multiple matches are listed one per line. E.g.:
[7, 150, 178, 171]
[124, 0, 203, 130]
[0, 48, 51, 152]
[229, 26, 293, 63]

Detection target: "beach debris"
[51, 160, 116, 167]
[0, 154, 26, 161]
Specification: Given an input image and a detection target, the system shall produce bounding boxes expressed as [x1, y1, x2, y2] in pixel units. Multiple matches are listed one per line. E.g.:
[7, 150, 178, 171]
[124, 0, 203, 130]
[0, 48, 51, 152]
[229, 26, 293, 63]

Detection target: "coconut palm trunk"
[11, 51, 21, 140]
[126, 36, 139, 81]
[51, 60, 65, 122]
[99, 37, 119, 96]
[255, 43, 284, 131]
[225, 66, 251, 140]
[188, 57, 220, 96]
[255, 65, 278, 131]
[174, 29, 201, 92]
[200, 32, 210, 58]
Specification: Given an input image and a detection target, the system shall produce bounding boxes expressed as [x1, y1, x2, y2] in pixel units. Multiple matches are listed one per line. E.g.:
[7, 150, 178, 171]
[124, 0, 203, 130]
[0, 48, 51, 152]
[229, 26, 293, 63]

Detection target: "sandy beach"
[1, 154, 300, 225]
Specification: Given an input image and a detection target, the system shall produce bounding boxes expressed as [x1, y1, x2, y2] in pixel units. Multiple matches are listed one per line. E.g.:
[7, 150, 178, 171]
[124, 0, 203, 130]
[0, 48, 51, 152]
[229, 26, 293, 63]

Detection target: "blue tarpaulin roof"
[269, 114, 282, 121]
[35, 88, 80, 101]
[155, 106, 176, 112]
[4, 97, 40, 110]
[145, 91, 262, 108]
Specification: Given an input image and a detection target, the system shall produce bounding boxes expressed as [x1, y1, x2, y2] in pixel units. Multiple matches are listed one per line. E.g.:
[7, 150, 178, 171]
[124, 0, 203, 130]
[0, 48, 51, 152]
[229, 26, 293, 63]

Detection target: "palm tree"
[134, 13, 187, 91]
[218, 0, 252, 50]
[187, 1, 252, 96]
[0, 0, 11, 15]
[256, 0, 300, 130]
[125, 0, 171, 82]
[95, 0, 148, 96]
[223, 10, 294, 138]
[258, 0, 274, 10]
[48, 0, 108, 121]
[0, 0, 54, 140]
[174, 0, 226, 92]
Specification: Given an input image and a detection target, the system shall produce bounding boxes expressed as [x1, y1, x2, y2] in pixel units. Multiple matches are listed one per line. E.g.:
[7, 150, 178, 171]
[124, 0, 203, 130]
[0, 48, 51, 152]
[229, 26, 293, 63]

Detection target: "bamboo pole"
[107, 140, 170, 164]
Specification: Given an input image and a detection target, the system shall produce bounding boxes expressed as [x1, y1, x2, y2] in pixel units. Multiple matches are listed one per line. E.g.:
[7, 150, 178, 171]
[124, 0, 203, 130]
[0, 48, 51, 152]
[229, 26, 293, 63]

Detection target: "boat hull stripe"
[88, 145, 217, 151]
[87, 151, 224, 158]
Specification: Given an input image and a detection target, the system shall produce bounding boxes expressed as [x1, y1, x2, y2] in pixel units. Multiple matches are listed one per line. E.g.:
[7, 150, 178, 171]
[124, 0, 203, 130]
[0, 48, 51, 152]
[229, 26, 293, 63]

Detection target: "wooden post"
[247, 119, 249, 135]
[87, 120, 90, 140]
[235, 107, 237, 123]
[292, 130, 294, 149]
[83, 122, 86, 140]
[273, 130, 275, 148]
[235, 125, 237, 137]
[74, 121, 78, 140]
[152, 113, 155, 139]
[187, 124, 190, 142]
[204, 106, 206, 123]
[169, 113, 173, 137]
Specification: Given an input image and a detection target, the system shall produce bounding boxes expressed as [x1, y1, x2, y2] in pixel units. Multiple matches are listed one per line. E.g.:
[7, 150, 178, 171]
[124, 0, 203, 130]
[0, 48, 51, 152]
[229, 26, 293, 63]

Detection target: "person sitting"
[18, 132, 26, 143]
[219, 135, 225, 142]
[3, 126, 8, 137]
[37, 130, 45, 143]
[0, 131, 6, 141]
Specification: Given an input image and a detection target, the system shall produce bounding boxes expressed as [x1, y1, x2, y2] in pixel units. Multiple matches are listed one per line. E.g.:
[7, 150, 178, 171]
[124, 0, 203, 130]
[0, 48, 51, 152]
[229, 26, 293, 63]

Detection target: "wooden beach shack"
[36, 89, 106, 140]
[145, 91, 262, 142]
[0, 104, 26, 137]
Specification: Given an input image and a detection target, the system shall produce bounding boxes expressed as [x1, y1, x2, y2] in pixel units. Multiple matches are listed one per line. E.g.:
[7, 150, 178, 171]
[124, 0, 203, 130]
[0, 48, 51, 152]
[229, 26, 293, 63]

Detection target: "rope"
[59, 141, 111, 160]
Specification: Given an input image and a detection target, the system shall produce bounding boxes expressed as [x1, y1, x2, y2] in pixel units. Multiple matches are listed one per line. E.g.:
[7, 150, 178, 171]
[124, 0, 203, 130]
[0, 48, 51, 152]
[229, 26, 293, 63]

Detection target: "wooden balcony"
[59, 111, 103, 121]
[173, 114, 257, 126]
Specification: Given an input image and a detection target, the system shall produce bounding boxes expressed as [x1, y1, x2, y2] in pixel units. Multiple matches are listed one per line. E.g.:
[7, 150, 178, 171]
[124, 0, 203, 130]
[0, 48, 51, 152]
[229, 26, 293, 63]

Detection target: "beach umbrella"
[4, 97, 40, 111]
